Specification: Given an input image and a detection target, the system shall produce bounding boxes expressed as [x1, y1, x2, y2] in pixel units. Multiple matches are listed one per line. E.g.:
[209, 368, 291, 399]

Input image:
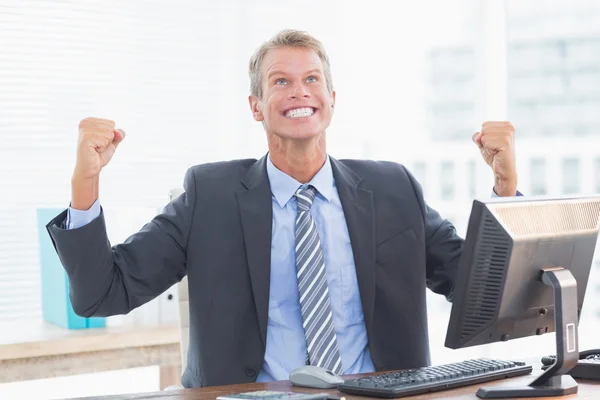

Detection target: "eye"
[306, 76, 317, 83]
[275, 78, 288, 85]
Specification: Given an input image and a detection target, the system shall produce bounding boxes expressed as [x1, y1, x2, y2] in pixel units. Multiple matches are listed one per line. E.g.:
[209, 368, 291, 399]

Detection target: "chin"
[284, 129, 322, 140]
[271, 124, 318, 140]
[288, 122, 328, 138]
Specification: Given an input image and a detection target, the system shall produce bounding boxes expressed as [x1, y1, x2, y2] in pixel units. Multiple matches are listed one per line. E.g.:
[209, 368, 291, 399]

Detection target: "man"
[46, 29, 519, 388]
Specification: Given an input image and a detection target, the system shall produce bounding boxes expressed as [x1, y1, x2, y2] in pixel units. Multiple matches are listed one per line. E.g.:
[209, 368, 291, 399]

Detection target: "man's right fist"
[74, 117, 126, 180]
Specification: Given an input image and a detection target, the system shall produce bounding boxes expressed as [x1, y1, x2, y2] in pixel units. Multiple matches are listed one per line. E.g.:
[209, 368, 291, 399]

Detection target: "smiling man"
[46, 29, 519, 388]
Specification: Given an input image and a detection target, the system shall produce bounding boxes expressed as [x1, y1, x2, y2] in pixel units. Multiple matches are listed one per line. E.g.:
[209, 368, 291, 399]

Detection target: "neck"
[267, 133, 327, 183]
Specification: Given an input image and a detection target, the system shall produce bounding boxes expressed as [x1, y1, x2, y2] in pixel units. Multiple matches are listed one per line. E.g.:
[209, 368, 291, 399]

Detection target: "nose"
[289, 82, 310, 99]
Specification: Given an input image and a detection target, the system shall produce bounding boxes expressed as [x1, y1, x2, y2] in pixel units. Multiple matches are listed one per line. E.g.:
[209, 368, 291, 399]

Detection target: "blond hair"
[248, 29, 334, 99]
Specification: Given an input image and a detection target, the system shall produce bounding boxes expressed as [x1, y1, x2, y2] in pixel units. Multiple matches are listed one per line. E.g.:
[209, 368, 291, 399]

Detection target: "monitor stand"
[476, 267, 579, 398]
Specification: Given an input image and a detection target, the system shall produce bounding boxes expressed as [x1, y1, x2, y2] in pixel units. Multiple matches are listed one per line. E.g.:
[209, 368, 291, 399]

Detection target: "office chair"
[164, 188, 189, 390]
[176, 275, 190, 374]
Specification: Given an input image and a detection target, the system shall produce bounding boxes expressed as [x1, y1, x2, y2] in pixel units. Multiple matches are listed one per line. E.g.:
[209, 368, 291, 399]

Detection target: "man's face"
[249, 47, 336, 141]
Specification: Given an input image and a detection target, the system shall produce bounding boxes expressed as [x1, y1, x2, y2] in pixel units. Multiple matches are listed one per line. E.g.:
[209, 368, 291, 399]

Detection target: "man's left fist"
[472, 121, 518, 197]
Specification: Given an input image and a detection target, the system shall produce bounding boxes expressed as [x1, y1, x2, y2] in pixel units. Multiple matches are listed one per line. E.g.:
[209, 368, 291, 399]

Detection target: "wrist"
[71, 173, 99, 210]
[494, 176, 517, 197]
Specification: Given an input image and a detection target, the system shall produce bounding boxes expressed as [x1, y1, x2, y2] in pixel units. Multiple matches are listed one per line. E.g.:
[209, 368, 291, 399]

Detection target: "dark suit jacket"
[46, 154, 463, 388]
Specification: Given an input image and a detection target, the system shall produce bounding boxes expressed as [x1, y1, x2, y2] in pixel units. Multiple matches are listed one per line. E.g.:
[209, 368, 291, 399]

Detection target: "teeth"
[285, 107, 314, 118]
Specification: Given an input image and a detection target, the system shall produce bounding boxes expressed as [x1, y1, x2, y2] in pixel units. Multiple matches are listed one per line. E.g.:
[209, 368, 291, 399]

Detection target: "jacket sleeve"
[45, 168, 197, 317]
[402, 165, 464, 301]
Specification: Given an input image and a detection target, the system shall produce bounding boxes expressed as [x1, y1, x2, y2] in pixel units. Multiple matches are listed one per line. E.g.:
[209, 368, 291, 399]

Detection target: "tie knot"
[295, 185, 317, 211]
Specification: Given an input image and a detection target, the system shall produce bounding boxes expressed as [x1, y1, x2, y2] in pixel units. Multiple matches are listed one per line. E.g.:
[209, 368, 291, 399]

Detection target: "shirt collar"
[266, 154, 334, 208]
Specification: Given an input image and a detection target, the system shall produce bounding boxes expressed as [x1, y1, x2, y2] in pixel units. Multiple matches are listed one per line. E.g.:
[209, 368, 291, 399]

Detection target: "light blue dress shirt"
[66, 155, 375, 381]
[258, 155, 374, 381]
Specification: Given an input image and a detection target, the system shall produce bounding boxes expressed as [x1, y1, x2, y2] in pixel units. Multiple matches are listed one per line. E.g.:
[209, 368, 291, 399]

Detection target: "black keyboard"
[337, 359, 532, 398]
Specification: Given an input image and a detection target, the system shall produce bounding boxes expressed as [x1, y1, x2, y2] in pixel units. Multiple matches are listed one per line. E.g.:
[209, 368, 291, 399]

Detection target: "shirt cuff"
[491, 188, 523, 197]
[66, 198, 101, 229]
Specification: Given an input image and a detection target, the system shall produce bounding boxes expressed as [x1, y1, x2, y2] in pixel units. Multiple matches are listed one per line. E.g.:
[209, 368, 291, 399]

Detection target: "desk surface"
[74, 371, 599, 400]
[0, 320, 179, 360]
[0, 320, 181, 387]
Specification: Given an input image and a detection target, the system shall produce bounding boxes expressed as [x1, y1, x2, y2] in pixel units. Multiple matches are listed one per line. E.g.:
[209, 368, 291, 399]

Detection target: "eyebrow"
[267, 68, 323, 80]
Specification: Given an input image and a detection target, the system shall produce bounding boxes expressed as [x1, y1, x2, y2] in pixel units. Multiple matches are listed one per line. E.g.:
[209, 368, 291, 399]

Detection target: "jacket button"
[245, 368, 256, 377]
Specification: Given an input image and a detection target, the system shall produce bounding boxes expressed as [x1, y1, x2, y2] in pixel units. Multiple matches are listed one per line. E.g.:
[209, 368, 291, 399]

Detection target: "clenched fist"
[472, 121, 517, 197]
[74, 117, 126, 180]
[71, 117, 125, 210]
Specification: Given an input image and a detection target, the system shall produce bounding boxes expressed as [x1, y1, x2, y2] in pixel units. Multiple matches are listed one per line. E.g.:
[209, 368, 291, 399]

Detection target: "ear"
[248, 95, 264, 122]
[331, 90, 336, 109]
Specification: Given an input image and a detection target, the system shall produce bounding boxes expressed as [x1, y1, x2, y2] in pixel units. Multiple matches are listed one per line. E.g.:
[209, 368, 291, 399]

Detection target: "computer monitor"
[445, 195, 600, 398]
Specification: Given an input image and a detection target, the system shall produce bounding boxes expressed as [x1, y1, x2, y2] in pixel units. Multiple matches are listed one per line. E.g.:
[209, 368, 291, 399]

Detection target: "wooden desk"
[0, 320, 181, 389]
[71, 369, 600, 400]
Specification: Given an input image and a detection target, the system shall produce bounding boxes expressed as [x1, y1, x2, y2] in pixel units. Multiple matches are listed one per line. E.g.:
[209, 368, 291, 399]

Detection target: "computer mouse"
[289, 365, 345, 389]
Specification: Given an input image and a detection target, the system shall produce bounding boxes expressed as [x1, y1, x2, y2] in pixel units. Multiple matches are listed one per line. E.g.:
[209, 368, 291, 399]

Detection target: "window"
[468, 160, 476, 198]
[0, 1, 235, 322]
[507, 0, 600, 138]
[530, 159, 547, 195]
[440, 161, 455, 201]
[562, 158, 581, 194]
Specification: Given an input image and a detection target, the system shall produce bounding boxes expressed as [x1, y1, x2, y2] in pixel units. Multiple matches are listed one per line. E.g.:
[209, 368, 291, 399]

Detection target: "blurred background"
[1, 0, 600, 398]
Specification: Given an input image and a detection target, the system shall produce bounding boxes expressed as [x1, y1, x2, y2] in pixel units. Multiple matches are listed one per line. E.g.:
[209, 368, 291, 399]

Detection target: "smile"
[284, 107, 316, 119]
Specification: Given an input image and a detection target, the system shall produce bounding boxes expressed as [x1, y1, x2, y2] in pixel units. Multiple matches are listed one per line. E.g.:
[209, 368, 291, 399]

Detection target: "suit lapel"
[331, 158, 376, 334]
[236, 155, 272, 347]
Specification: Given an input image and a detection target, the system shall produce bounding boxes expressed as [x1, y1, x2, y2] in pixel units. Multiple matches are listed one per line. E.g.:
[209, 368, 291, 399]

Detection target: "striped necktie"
[294, 185, 343, 375]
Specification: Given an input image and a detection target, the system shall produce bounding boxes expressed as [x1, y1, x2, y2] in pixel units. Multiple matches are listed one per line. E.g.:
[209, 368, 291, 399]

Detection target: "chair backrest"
[176, 275, 190, 373]
[169, 188, 189, 373]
